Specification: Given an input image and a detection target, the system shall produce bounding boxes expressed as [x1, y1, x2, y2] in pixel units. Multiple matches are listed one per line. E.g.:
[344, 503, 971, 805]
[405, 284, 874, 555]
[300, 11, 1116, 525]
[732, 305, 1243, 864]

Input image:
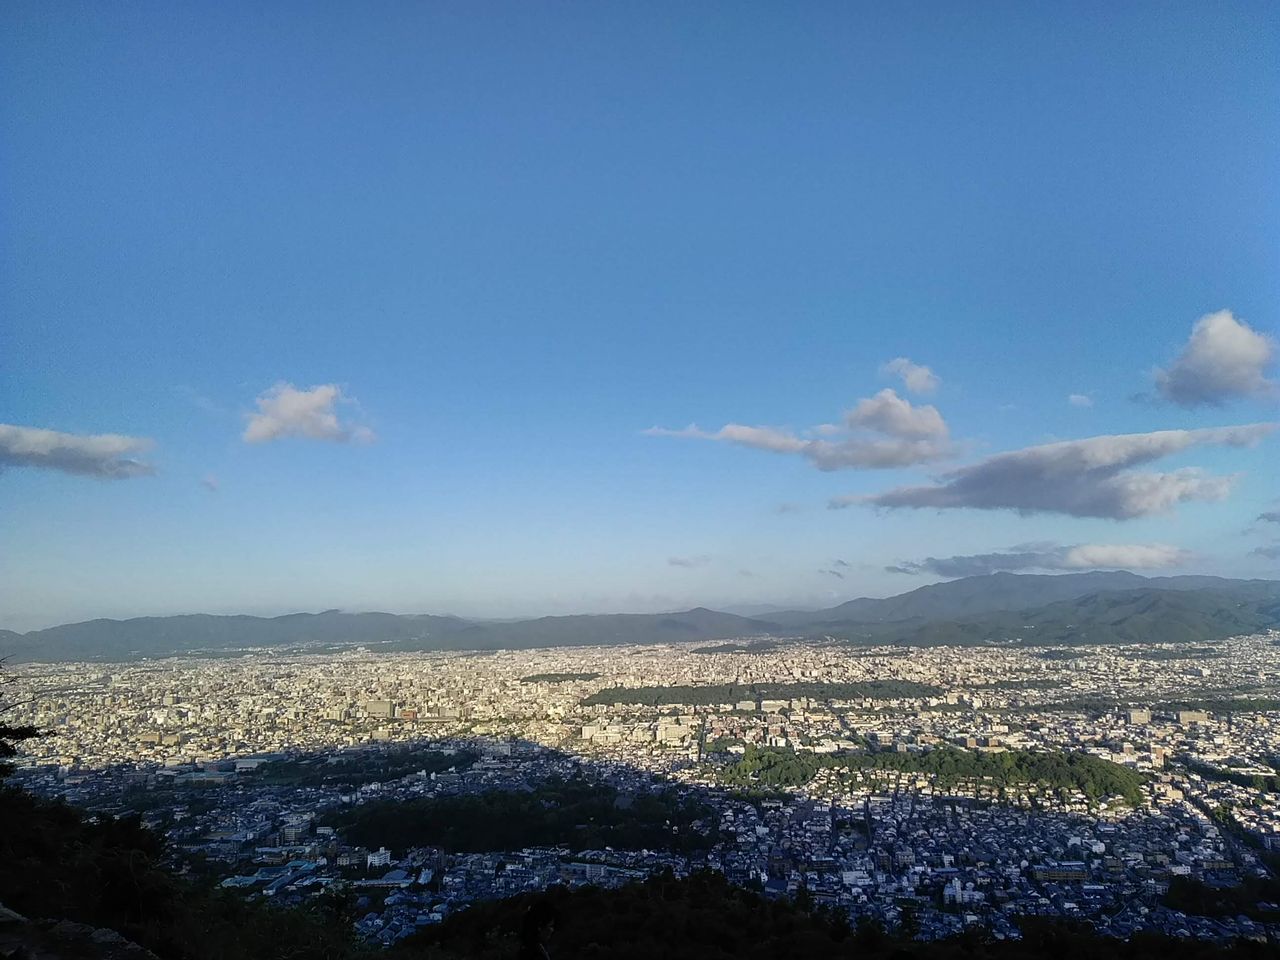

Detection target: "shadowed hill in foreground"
[396, 869, 1270, 960]
[3, 787, 1271, 960]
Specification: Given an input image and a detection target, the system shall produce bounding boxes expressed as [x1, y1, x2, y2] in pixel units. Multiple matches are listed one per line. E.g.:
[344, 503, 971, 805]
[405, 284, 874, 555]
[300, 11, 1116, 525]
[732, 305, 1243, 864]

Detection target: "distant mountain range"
[3, 571, 1279, 662]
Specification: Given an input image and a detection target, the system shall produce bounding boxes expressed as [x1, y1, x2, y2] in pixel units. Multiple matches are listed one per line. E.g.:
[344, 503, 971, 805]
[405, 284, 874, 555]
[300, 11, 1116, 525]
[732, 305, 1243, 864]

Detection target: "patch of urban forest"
[719, 746, 1147, 805]
[252, 748, 477, 788]
[1178, 756, 1280, 792]
[1154, 697, 1280, 714]
[581, 680, 940, 708]
[321, 776, 717, 854]
[1021, 694, 1280, 717]
[519, 672, 601, 683]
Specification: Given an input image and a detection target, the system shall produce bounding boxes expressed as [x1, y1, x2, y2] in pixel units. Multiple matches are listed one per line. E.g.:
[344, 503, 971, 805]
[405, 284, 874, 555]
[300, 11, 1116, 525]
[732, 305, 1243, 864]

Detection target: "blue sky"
[2, 2, 1277, 630]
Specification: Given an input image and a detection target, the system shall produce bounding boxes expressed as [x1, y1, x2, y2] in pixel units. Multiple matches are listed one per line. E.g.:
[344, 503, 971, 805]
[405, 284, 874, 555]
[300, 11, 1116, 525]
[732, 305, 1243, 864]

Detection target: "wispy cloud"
[645, 388, 954, 471]
[1258, 511, 1280, 524]
[1155, 310, 1276, 407]
[1068, 393, 1094, 408]
[819, 568, 845, 579]
[881, 357, 939, 394]
[176, 385, 226, 415]
[1252, 545, 1280, 560]
[668, 555, 712, 568]
[839, 424, 1275, 519]
[201, 474, 220, 493]
[0, 424, 155, 479]
[886, 542, 1191, 577]
[243, 383, 375, 444]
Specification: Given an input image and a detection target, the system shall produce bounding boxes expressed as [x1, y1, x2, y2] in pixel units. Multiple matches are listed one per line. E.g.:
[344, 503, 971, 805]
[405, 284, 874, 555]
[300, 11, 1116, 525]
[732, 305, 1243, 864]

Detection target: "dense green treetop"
[321, 776, 716, 854]
[719, 746, 1147, 805]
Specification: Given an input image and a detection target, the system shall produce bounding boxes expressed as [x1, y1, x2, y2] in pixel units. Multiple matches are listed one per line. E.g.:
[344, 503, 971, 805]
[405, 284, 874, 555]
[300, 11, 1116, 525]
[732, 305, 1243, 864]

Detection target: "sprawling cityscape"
[10, 624, 1280, 946]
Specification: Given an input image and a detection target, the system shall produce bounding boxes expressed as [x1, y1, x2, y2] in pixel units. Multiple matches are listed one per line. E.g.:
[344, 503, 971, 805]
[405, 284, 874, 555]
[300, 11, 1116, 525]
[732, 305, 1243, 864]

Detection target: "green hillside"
[825, 588, 1279, 647]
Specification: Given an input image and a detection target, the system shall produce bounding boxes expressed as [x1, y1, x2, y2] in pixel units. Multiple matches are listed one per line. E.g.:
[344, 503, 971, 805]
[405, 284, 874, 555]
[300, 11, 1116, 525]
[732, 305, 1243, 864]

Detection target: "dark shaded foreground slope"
[2, 784, 1276, 960]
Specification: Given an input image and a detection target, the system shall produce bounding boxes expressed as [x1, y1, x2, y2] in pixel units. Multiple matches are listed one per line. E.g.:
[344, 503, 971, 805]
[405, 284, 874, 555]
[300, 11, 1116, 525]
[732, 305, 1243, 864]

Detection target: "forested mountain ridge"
[4, 573, 1278, 662]
[772, 571, 1280, 626]
[828, 587, 1280, 647]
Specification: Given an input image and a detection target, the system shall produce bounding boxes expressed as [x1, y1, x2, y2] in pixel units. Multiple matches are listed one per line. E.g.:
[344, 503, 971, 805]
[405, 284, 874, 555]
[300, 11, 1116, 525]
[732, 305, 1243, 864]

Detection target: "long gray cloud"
[886, 542, 1191, 577]
[1155, 310, 1276, 407]
[838, 424, 1275, 519]
[0, 424, 155, 479]
[1258, 511, 1280, 523]
[644, 388, 954, 471]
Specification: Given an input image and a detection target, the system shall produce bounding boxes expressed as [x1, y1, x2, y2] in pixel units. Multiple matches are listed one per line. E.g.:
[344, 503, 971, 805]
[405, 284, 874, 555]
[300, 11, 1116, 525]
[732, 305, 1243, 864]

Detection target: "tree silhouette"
[1, 657, 40, 778]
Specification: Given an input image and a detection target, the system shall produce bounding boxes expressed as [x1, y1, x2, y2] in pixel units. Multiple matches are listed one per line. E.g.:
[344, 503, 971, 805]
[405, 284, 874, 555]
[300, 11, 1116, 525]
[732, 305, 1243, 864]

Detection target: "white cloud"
[847, 389, 947, 439]
[1068, 393, 1093, 408]
[840, 423, 1275, 519]
[1155, 310, 1276, 407]
[0, 424, 155, 478]
[645, 389, 954, 471]
[882, 357, 939, 394]
[1059, 543, 1188, 568]
[714, 424, 808, 454]
[886, 542, 1191, 577]
[243, 383, 375, 444]
[644, 422, 953, 471]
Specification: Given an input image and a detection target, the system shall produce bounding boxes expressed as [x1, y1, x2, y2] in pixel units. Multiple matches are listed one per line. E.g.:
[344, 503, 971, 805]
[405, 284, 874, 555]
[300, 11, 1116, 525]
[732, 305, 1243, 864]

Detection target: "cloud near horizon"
[243, 383, 375, 444]
[881, 357, 939, 394]
[1154, 310, 1276, 407]
[836, 423, 1275, 519]
[0, 424, 155, 478]
[886, 542, 1192, 577]
[645, 387, 954, 471]
[668, 554, 712, 568]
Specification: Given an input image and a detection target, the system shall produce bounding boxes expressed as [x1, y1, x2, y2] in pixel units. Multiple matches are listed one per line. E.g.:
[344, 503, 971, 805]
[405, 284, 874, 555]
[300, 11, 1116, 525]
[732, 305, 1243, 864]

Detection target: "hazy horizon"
[7, 566, 1276, 634]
